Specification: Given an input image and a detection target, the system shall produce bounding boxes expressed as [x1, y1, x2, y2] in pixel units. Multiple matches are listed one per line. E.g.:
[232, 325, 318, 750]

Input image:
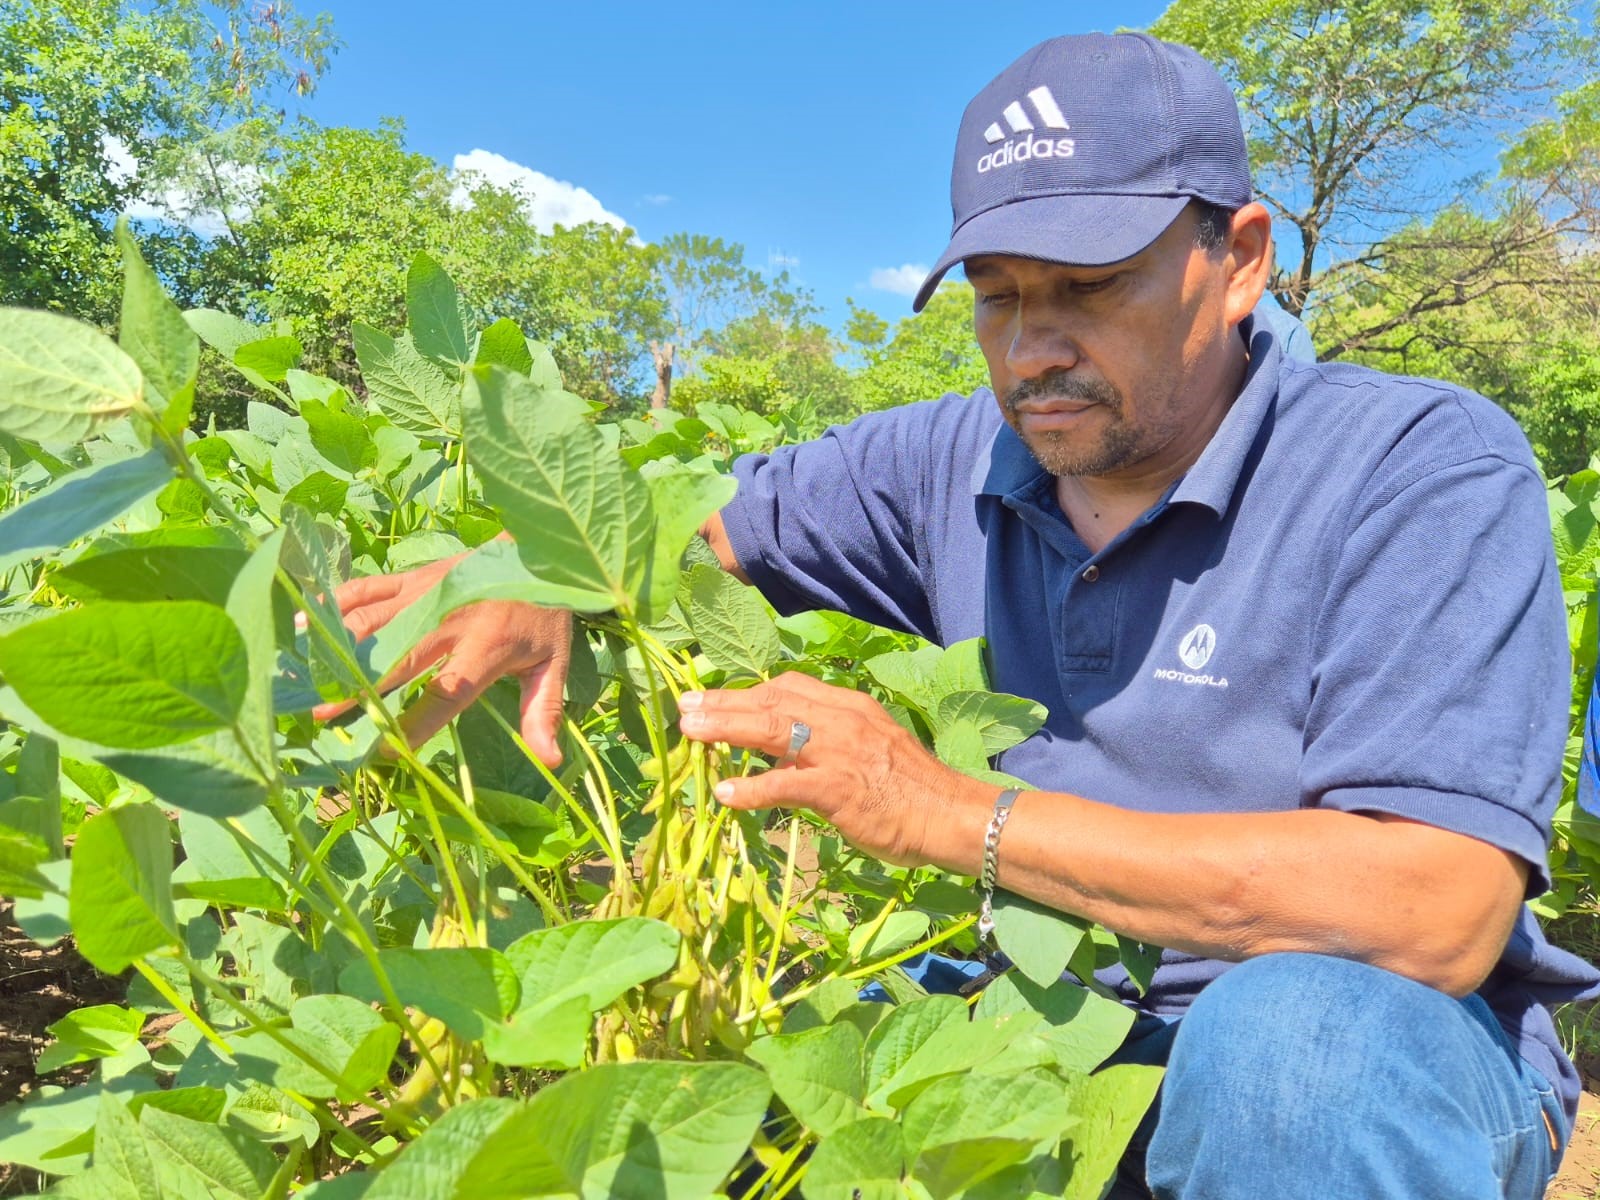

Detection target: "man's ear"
[1222, 202, 1274, 328]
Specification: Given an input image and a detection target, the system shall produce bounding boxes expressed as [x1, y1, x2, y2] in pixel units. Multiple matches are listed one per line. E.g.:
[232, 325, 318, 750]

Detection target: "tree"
[675, 307, 857, 426]
[0, 0, 334, 323]
[522, 223, 665, 410]
[852, 284, 991, 412]
[645, 234, 772, 408]
[1151, 0, 1599, 355]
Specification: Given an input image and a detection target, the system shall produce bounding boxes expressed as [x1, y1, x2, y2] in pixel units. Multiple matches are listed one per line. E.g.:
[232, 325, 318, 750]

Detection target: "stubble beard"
[1002, 369, 1143, 478]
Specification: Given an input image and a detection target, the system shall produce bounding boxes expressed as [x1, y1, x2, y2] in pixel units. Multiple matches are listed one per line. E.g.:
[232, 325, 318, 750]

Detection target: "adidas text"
[977, 133, 1076, 173]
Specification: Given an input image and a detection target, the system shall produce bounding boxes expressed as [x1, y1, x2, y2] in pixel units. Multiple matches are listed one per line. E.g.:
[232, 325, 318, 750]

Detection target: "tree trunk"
[649, 341, 675, 409]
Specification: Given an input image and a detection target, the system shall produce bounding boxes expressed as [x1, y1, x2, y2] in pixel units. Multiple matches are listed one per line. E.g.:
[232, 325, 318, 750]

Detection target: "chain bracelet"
[976, 787, 1022, 944]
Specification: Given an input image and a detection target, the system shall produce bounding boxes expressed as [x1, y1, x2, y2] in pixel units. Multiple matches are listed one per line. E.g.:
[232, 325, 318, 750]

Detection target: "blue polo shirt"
[723, 317, 1600, 1123]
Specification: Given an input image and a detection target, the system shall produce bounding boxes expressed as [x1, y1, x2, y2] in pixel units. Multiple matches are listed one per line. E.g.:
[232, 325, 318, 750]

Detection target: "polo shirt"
[722, 316, 1600, 1124]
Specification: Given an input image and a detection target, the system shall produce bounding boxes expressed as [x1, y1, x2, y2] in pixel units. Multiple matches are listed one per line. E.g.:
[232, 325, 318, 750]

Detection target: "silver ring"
[775, 721, 811, 768]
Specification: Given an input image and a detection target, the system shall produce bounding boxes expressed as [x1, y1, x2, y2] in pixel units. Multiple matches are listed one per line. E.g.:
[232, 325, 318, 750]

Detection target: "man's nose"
[1006, 306, 1083, 379]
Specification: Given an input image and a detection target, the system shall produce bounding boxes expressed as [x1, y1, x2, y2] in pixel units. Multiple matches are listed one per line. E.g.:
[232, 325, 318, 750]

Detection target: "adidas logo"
[976, 85, 1076, 174]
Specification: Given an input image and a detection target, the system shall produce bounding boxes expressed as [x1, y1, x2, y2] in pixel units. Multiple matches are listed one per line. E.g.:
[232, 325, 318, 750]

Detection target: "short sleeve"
[1299, 452, 1568, 894]
[720, 400, 962, 639]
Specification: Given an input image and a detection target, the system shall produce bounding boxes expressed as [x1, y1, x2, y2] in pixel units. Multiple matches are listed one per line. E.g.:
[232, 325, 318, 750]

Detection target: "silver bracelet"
[976, 787, 1022, 943]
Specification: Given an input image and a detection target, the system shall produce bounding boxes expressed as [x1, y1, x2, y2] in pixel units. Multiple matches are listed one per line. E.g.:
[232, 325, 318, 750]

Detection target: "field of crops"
[0, 235, 1180, 1197]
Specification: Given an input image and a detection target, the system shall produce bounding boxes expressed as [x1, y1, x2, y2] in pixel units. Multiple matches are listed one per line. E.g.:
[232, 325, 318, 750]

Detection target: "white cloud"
[100, 134, 261, 239]
[767, 250, 800, 270]
[869, 263, 930, 297]
[639, 193, 672, 206]
[451, 148, 627, 233]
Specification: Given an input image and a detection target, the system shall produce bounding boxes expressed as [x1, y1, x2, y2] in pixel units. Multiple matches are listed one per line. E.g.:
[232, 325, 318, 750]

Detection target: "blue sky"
[302, 1, 1173, 331]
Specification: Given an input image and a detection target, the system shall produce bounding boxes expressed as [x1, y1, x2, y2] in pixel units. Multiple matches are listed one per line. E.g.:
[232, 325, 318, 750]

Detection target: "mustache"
[1004, 370, 1120, 411]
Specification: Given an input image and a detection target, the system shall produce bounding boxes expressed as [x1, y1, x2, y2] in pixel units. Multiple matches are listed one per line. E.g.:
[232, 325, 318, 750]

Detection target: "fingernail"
[680, 711, 706, 731]
[714, 781, 734, 802]
[679, 691, 704, 710]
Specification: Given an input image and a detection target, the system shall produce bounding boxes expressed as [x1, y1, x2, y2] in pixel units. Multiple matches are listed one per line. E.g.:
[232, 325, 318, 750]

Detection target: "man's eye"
[978, 291, 1017, 307]
[1071, 274, 1120, 294]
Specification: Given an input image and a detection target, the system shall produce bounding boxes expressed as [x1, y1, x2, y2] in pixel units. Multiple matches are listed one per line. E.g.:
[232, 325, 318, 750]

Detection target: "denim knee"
[1145, 953, 1554, 1200]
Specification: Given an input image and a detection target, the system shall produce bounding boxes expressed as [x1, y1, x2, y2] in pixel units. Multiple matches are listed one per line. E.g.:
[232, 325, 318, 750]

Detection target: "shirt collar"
[969, 313, 1282, 520]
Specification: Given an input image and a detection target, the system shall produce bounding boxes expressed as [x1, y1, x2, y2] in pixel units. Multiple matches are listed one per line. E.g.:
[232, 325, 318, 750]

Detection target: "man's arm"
[678, 672, 1529, 998]
[314, 513, 748, 757]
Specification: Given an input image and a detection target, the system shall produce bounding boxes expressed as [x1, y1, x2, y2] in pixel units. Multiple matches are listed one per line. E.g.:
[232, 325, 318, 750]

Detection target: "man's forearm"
[700, 511, 751, 584]
[918, 781, 1527, 997]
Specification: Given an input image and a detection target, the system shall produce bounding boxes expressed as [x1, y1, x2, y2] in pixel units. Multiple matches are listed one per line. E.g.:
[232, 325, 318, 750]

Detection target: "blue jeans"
[1102, 953, 1568, 1199]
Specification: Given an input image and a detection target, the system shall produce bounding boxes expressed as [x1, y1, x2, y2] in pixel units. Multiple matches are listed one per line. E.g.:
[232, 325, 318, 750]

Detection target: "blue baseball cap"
[912, 32, 1252, 311]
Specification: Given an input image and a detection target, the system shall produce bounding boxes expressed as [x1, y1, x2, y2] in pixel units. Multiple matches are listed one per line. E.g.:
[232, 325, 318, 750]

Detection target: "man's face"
[966, 207, 1239, 482]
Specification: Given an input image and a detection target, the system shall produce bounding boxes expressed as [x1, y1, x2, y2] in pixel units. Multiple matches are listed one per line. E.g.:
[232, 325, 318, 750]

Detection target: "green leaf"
[284, 470, 350, 516]
[0, 308, 143, 443]
[1117, 935, 1163, 996]
[0, 821, 51, 897]
[494, 918, 679, 1067]
[683, 563, 781, 678]
[802, 1116, 905, 1200]
[991, 891, 1089, 988]
[867, 1000, 1040, 1111]
[94, 1091, 159, 1199]
[36, 1004, 146, 1074]
[232, 994, 402, 1103]
[52, 542, 248, 606]
[480, 1061, 770, 1199]
[353, 323, 462, 437]
[339, 947, 518, 1041]
[285, 370, 344, 405]
[745, 1021, 867, 1135]
[849, 909, 931, 961]
[902, 1069, 1074, 1197]
[69, 804, 176, 972]
[173, 806, 286, 910]
[474, 318, 534, 375]
[863, 993, 965, 1100]
[115, 221, 197, 426]
[407, 253, 471, 364]
[232, 336, 302, 384]
[507, 917, 680, 1013]
[973, 972, 1136, 1075]
[1059, 1064, 1163, 1200]
[930, 637, 991, 695]
[639, 467, 737, 623]
[932, 691, 1047, 755]
[139, 1105, 279, 1200]
[863, 644, 944, 713]
[463, 367, 654, 614]
[225, 531, 282, 772]
[0, 450, 172, 573]
[224, 1084, 320, 1147]
[0, 601, 250, 749]
[184, 309, 259, 359]
[301, 399, 377, 476]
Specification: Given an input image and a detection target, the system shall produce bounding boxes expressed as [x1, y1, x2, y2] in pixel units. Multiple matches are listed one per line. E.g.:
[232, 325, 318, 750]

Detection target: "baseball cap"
[912, 32, 1252, 311]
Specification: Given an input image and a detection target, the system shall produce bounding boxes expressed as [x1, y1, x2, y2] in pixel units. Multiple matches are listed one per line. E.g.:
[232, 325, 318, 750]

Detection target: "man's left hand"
[677, 672, 979, 868]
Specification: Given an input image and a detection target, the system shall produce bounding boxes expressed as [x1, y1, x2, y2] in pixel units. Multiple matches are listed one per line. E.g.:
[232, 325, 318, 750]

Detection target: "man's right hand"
[311, 554, 573, 765]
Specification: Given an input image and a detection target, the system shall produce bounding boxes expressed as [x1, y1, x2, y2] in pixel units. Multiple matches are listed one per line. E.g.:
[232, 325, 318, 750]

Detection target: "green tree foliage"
[526, 223, 665, 410]
[853, 284, 990, 412]
[1150, 0, 1599, 354]
[0, 0, 334, 323]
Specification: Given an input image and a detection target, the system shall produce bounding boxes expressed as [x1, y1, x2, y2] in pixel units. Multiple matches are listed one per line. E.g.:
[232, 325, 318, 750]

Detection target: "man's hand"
[312, 556, 573, 765]
[677, 672, 988, 867]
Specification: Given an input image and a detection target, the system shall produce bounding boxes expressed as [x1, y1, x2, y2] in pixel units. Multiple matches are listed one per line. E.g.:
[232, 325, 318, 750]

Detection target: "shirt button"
[1081, 564, 1100, 582]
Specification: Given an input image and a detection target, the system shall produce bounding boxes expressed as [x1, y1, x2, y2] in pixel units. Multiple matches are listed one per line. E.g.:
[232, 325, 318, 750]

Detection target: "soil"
[1, 897, 1598, 1198]
[0, 904, 127, 1196]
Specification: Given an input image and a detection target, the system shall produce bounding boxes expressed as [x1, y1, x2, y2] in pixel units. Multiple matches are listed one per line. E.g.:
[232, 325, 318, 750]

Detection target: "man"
[328, 32, 1598, 1198]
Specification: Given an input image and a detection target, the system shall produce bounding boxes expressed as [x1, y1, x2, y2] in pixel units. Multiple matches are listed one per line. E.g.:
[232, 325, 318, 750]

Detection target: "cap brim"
[911, 193, 1191, 311]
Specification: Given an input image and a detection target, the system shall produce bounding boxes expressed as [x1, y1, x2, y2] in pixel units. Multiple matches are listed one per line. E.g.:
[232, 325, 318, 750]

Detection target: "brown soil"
[0, 904, 128, 1195]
